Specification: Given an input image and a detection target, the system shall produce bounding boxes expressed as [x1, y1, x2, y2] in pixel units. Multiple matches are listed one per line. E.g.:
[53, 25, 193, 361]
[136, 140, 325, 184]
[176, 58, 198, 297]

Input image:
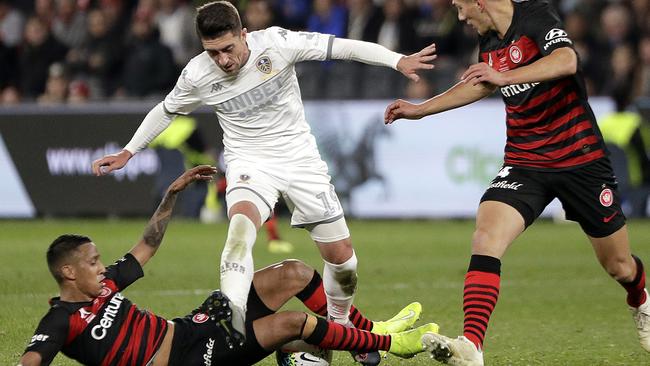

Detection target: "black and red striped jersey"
[24, 253, 169, 366]
[478, 0, 606, 170]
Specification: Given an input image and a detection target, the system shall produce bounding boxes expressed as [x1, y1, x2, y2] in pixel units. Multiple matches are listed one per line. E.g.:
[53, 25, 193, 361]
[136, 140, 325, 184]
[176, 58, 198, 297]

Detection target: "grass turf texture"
[1, 218, 649, 365]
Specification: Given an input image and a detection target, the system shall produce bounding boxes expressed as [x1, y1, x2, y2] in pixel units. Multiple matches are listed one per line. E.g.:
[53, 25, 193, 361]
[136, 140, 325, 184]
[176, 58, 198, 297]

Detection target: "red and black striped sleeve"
[23, 307, 69, 365]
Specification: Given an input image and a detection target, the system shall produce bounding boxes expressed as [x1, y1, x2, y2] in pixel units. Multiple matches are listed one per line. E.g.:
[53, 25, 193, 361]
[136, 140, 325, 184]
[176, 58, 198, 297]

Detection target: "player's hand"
[168, 165, 218, 194]
[396, 43, 437, 82]
[384, 99, 423, 124]
[91, 150, 133, 176]
[461, 62, 508, 87]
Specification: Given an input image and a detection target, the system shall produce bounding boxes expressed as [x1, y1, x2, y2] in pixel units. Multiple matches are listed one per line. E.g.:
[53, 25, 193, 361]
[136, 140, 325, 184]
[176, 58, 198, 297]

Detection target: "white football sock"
[323, 251, 358, 324]
[220, 214, 257, 312]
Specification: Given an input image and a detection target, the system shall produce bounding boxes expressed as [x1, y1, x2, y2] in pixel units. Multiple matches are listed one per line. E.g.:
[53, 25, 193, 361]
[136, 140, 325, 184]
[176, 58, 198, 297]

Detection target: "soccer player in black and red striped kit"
[385, 0, 650, 364]
[17, 165, 438, 366]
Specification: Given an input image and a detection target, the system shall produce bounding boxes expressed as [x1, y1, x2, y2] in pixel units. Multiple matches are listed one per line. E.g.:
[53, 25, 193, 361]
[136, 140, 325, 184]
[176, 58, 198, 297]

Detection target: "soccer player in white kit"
[92, 0, 436, 350]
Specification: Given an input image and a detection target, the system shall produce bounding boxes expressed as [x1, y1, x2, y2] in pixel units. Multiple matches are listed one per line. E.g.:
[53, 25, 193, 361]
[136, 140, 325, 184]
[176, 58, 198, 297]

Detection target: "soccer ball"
[275, 350, 332, 366]
[276, 340, 332, 366]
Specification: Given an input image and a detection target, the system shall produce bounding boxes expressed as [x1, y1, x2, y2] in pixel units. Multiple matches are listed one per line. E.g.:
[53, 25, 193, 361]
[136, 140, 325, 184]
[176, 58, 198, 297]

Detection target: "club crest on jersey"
[256, 56, 272, 74]
[599, 188, 613, 207]
[509, 45, 522, 64]
[192, 312, 210, 323]
[98, 286, 112, 298]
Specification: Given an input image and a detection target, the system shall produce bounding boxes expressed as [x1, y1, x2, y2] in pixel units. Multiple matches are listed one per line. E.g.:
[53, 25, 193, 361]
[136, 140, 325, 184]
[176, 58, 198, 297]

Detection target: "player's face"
[452, 0, 491, 35]
[71, 243, 106, 299]
[202, 29, 250, 74]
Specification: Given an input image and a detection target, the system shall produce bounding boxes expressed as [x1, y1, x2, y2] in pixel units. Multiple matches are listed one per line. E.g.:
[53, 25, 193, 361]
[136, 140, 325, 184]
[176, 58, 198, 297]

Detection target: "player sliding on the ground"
[17, 166, 439, 366]
[385, 0, 650, 365]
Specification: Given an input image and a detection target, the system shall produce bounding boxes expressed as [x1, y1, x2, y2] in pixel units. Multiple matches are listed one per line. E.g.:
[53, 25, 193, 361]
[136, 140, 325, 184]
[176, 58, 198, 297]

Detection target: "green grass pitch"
[1, 218, 649, 365]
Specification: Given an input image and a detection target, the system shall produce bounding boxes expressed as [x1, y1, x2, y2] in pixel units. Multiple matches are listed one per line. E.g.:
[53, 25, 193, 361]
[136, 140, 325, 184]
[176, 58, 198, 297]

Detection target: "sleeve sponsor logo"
[28, 333, 50, 347]
[545, 28, 568, 40]
[543, 28, 572, 51]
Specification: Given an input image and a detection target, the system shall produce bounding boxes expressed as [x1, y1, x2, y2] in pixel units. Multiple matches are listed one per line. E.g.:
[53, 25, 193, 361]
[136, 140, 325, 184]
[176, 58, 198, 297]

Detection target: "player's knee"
[275, 311, 308, 338]
[279, 259, 314, 291]
[308, 217, 351, 245]
[604, 256, 636, 282]
[471, 227, 493, 250]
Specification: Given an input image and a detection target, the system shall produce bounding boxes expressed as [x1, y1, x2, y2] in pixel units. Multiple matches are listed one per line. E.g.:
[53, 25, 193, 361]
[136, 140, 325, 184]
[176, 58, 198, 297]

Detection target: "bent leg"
[589, 225, 647, 306]
[252, 312, 393, 353]
[589, 225, 650, 351]
[589, 225, 637, 282]
[253, 259, 316, 311]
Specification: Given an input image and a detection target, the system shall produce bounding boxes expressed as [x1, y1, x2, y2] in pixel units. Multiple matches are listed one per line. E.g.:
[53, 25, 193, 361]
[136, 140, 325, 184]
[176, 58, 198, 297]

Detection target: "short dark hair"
[196, 1, 242, 39]
[47, 234, 92, 283]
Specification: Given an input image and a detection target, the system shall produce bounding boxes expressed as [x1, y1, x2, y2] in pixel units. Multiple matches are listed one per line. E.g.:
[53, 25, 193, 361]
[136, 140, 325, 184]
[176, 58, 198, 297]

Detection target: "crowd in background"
[0, 0, 650, 105]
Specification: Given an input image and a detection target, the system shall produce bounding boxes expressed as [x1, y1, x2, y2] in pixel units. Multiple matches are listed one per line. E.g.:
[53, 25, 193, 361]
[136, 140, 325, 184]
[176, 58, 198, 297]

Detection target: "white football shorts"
[225, 159, 346, 229]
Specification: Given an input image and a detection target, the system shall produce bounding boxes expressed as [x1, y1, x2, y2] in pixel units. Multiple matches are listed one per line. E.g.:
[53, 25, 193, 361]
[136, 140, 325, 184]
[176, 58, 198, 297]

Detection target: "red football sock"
[463, 255, 501, 351]
[621, 255, 647, 308]
[305, 317, 390, 352]
[266, 214, 280, 241]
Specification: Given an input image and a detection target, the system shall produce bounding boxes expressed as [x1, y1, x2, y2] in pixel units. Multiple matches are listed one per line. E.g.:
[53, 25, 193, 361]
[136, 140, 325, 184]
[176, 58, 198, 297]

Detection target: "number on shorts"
[316, 187, 340, 217]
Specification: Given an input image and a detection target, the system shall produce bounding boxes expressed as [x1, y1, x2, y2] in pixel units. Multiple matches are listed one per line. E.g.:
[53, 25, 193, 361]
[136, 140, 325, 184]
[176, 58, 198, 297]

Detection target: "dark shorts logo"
[192, 312, 210, 323]
[256, 56, 272, 74]
[509, 46, 522, 64]
[599, 188, 613, 207]
[98, 286, 112, 298]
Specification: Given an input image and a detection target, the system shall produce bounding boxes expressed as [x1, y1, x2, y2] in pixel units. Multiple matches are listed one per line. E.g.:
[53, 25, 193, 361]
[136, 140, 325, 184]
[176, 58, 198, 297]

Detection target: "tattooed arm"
[129, 165, 217, 267]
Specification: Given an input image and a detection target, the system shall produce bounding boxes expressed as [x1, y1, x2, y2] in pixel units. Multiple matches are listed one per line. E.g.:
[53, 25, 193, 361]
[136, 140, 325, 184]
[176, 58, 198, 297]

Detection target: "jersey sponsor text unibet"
[164, 27, 333, 166]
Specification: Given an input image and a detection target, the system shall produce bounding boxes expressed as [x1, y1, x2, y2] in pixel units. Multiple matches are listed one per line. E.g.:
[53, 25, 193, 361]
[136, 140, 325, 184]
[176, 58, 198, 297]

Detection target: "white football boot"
[423, 333, 484, 366]
[630, 289, 650, 352]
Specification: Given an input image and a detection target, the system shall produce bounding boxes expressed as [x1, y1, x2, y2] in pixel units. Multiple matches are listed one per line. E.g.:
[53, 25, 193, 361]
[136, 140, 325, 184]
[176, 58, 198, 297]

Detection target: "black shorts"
[480, 159, 626, 238]
[168, 285, 275, 366]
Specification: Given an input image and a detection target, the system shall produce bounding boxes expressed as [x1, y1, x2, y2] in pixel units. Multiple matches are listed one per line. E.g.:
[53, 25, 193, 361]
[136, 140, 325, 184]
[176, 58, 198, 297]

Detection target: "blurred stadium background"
[2, 0, 650, 365]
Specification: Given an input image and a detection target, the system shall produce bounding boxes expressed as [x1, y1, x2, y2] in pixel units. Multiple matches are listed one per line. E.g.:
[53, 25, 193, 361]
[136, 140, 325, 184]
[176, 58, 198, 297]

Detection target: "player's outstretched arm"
[17, 351, 41, 366]
[129, 165, 217, 267]
[91, 102, 175, 176]
[384, 79, 496, 124]
[329, 38, 436, 79]
[396, 43, 437, 82]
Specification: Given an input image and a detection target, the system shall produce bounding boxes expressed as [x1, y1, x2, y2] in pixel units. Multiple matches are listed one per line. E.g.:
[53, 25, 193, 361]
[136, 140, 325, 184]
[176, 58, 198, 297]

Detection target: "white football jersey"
[163, 27, 334, 165]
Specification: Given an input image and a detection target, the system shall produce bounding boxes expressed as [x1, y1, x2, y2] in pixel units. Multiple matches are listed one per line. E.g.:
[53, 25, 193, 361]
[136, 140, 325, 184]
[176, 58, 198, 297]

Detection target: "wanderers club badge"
[256, 56, 272, 74]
